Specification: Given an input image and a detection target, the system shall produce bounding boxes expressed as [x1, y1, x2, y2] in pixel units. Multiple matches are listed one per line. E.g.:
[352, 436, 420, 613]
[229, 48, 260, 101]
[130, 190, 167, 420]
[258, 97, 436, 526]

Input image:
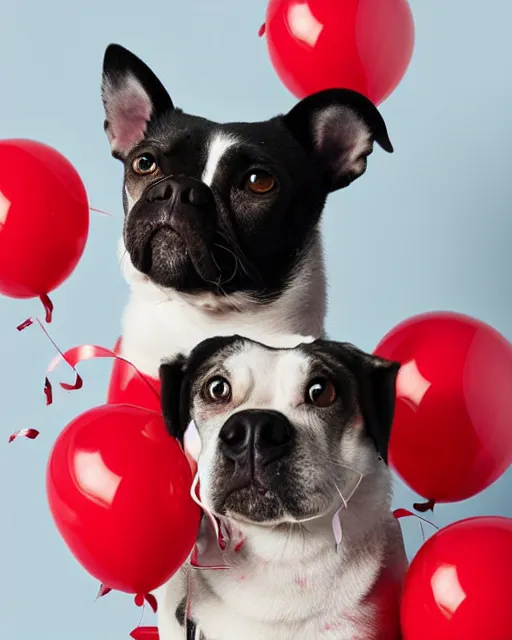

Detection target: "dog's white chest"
[184, 546, 400, 640]
[190, 575, 376, 640]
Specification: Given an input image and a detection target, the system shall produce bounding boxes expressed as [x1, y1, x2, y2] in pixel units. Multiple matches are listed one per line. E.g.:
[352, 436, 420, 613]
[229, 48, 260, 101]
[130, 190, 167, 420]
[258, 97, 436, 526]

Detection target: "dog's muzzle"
[145, 175, 213, 218]
[219, 409, 294, 470]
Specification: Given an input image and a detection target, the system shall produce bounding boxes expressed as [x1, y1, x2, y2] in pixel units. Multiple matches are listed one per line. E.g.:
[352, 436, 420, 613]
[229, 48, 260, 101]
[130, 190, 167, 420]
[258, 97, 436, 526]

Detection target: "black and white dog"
[101, 44, 393, 377]
[157, 336, 407, 640]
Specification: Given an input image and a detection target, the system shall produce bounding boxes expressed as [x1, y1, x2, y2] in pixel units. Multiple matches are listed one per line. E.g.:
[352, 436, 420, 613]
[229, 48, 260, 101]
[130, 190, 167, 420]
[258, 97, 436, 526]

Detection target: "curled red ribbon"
[40, 294, 54, 323]
[17, 318, 83, 403]
[47, 344, 160, 403]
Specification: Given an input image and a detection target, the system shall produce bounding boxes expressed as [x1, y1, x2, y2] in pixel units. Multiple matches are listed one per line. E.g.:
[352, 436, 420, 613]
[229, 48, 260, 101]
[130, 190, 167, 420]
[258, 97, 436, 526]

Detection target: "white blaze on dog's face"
[101, 44, 393, 300]
[160, 336, 400, 525]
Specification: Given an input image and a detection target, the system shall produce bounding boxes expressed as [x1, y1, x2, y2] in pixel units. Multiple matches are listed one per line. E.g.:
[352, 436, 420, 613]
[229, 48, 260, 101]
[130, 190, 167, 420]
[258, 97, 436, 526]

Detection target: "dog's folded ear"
[342, 343, 400, 463]
[311, 340, 400, 462]
[159, 353, 190, 442]
[101, 44, 174, 159]
[282, 88, 393, 192]
[355, 350, 400, 464]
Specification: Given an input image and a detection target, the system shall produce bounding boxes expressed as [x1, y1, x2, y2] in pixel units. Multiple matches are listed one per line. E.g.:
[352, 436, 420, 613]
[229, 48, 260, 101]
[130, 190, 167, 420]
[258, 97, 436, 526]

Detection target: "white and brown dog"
[100, 44, 394, 376]
[156, 336, 407, 640]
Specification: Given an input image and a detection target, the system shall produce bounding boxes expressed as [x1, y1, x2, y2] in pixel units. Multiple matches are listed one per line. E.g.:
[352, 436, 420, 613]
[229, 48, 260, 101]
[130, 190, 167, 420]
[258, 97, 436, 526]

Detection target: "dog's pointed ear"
[101, 44, 174, 159]
[282, 88, 393, 192]
[159, 353, 190, 442]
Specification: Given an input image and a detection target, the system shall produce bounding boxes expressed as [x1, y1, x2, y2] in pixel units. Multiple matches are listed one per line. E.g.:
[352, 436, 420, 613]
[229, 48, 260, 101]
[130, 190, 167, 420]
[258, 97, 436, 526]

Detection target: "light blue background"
[1, 0, 511, 637]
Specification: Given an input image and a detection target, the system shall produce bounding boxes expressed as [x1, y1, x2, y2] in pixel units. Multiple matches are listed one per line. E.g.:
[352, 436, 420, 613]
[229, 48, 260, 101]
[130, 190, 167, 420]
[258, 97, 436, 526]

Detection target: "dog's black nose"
[145, 176, 212, 207]
[219, 410, 294, 466]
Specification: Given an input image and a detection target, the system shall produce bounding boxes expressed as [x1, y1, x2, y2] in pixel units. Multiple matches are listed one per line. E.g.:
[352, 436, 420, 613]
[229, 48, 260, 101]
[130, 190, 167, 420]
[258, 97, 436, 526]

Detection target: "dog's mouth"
[128, 212, 223, 285]
[125, 198, 265, 293]
[217, 477, 285, 523]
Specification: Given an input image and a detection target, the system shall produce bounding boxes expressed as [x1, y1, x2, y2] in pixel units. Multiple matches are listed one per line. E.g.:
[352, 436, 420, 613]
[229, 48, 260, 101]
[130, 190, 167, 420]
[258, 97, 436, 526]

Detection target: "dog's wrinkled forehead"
[190, 337, 315, 407]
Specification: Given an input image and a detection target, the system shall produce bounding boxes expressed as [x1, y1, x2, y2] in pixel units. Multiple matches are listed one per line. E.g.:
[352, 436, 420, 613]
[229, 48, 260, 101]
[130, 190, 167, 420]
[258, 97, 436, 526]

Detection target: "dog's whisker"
[213, 243, 240, 285]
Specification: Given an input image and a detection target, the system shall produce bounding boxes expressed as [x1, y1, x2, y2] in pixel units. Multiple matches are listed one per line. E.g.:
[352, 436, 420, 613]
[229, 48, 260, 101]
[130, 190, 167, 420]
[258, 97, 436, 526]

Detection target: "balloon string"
[89, 206, 113, 217]
[258, 23, 266, 37]
[47, 344, 161, 405]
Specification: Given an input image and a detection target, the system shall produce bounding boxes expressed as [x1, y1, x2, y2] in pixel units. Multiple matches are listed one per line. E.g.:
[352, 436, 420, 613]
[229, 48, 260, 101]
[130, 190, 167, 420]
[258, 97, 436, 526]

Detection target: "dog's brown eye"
[206, 376, 231, 402]
[132, 153, 158, 175]
[306, 378, 337, 408]
[245, 171, 276, 194]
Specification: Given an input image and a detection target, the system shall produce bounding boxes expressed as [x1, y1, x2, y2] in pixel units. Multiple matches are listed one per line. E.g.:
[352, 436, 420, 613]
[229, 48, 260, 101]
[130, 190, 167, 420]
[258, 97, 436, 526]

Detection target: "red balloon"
[263, 0, 415, 105]
[107, 338, 161, 412]
[107, 339, 199, 475]
[46, 404, 200, 594]
[375, 312, 512, 504]
[0, 139, 89, 298]
[401, 516, 512, 640]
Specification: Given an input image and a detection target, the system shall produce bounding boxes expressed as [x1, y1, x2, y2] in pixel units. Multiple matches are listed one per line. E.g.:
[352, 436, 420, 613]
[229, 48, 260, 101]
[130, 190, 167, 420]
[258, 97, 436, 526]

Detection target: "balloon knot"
[258, 23, 266, 37]
[413, 499, 436, 513]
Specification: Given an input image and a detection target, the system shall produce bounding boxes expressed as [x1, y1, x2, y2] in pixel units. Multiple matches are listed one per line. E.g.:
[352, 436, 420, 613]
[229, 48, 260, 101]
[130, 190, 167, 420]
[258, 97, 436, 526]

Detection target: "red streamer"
[393, 508, 439, 531]
[8, 428, 40, 443]
[48, 344, 160, 403]
[40, 294, 54, 323]
[129, 627, 159, 640]
[18, 317, 83, 404]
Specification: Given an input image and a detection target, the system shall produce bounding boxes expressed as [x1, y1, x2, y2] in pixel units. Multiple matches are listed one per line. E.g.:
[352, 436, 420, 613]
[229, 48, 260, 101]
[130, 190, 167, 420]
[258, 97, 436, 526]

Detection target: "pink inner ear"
[105, 75, 153, 155]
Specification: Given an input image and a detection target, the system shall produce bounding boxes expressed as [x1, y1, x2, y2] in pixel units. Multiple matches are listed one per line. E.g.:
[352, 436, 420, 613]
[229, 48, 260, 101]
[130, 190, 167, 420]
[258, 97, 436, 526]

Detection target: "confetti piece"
[44, 377, 53, 406]
[331, 507, 343, 552]
[234, 539, 245, 553]
[16, 318, 33, 331]
[8, 428, 40, 443]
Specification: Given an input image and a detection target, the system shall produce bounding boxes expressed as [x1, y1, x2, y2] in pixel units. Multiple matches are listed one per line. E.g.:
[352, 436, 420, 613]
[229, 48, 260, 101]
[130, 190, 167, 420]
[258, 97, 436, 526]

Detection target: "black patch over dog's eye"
[306, 378, 337, 408]
[244, 170, 276, 194]
[205, 376, 232, 402]
[132, 153, 158, 175]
